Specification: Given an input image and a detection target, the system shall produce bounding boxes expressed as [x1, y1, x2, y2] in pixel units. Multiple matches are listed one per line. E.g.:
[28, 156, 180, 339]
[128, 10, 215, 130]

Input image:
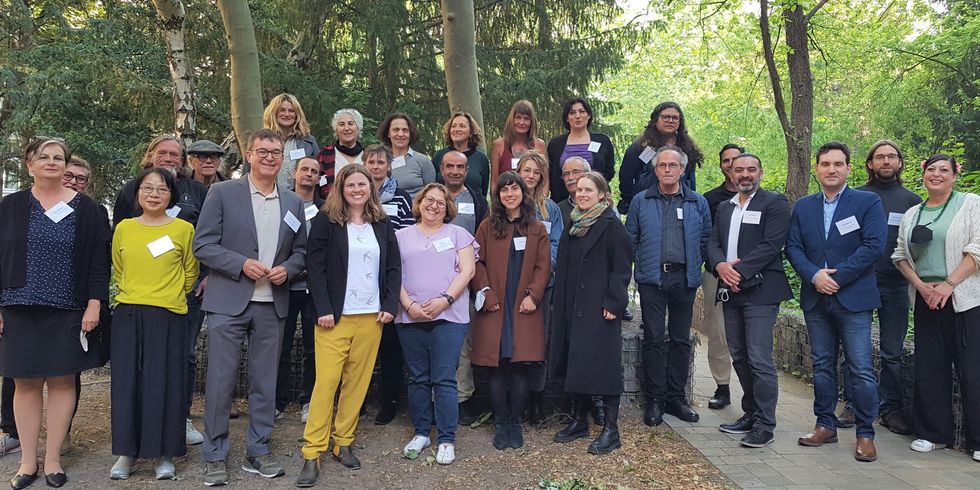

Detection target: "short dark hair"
[561, 97, 594, 131]
[816, 141, 851, 165]
[719, 143, 745, 161]
[733, 153, 762, 169]
[377, 112, 419, 148]
[134, 167, 180, 210]
[922, 153, 960, 175]
[247, 128, 284, 150]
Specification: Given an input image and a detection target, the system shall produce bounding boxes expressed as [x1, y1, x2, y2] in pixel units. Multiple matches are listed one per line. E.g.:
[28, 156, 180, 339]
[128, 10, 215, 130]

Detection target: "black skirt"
[0, 305, 103, 378]
[110, 304, 188, 458]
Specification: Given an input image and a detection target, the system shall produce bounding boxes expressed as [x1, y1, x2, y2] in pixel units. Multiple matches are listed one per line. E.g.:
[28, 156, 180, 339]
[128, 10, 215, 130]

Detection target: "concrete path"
[669, 335, 980, 489]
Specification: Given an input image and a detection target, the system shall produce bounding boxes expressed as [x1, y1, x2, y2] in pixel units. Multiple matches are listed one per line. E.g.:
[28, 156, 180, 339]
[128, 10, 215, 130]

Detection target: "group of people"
[0, 92, 976, 489]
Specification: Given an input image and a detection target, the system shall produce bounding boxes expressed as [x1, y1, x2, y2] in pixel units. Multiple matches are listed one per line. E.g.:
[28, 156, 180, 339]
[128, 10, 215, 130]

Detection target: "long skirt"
[110, 304, 187, 458]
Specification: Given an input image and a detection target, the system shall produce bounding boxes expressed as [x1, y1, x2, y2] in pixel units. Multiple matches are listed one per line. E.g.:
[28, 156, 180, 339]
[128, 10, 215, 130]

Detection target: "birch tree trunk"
[441, 0, 485, 142]
[151, 0, 196, 145]
[216, 0, 264, 170]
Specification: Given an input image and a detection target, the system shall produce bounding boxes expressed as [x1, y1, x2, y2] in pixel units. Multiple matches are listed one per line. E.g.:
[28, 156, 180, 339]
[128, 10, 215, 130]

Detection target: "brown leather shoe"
[798, 425, 839, 447]
[855, 437, 877, 462]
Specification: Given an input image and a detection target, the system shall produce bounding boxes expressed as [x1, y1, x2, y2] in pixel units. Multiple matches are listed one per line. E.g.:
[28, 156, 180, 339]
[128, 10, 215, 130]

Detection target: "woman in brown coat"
[471, 171, 551, 451]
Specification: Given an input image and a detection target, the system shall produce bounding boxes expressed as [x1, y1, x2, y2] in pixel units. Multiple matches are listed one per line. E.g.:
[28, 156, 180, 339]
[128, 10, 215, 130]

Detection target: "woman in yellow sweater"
[108, 168, 198, 481]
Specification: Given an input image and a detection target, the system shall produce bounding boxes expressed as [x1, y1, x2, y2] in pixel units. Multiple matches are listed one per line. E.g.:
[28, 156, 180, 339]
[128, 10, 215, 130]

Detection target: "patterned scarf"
[379, 177, 398, 203]
[568, 200, 609, 237]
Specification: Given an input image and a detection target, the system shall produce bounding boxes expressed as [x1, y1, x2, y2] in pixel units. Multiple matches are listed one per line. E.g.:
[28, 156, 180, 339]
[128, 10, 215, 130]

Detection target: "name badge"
[588, 141, 601, 153]
[676, 208, 684, 220]
[433, 236, 454, 252]
[888, 212, 904, 227]
[638, 146, 656, 164]
[304, 204, 319, 221]
[513, 236, 527, 250]
[835, 215, 860, 236]
[511, 157, 520, 169]
[45, 201, 74, 223]
[288, 148, 306, 161]
[542, 220, 552, 234]
[382, 204, 398, 216]
[284, 210, 301, 233]
[391, 156, 407, 169]
[147, 235, 176, 258]
[318, 175, 328, 187]
[458, 202, 475, 214]
[742, 210, 762, 225]
[165, 205, 182, 218]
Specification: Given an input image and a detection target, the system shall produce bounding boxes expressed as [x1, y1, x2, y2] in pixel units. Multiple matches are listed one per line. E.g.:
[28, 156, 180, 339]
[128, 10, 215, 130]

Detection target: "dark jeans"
[842, 280, 909, 415]
[378, 322, 404, 405]
[2, 374, 82, 438]
[397, 320, 468, 444]
[912, 295, 980, 450]
[489, 359, 530, 423]
[276, 289, 316, 410]
[529, 285, 554, 392]
[638, 271, 696, 403]
[804, 295, 878, 439]
[723, 302, 779, 431]
[184, 276, 206, 418]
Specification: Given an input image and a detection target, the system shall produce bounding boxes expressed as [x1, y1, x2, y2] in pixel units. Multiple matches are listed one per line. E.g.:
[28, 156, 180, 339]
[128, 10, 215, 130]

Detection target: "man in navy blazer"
[785, 142, 886, 463]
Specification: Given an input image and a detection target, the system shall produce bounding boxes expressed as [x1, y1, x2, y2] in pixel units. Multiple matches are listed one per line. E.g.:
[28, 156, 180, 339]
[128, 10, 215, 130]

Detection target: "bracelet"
[407, 301, 418, 310]
[944, 279, 956, 288]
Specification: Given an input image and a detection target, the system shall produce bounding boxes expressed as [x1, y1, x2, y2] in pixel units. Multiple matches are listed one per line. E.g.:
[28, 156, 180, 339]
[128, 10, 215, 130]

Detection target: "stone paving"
[670, 334, 980, 489]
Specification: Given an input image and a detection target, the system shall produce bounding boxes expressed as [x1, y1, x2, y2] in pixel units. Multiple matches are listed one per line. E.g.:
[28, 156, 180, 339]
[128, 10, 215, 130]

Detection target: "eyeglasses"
[422, 196, 447, 208]
[562, 169, 585, 179]
[139, 186, 172, 195]
[251, 149, 283, 159]
[872, 153, 900, 162]
[191, 154, 222, 162]
[656, 162, 682, 169]
[63, 172, 89, 184]
[659, 114, 681, 122]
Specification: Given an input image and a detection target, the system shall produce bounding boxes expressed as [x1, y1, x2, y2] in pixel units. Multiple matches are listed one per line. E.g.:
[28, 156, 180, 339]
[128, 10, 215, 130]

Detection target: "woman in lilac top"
[395, 183, 477, 466]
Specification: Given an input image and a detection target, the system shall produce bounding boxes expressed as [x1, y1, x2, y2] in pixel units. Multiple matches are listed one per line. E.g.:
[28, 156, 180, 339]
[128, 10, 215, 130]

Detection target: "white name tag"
[165, 205, 181, 218]
[511, 157, 520, 169]
[433, 236, 454, 252]
[304, 204, 319, 221]
[676, 208, 684, 220]
[45, 201, 74, 223]
[288, 148, 306, 161]
[742, 210, 762, 225]
[513, 236, 527, 250]
[284, 210, 301, 233]
[147, 235, 176, 258]
[542, 220, 552, 234]
[835, 215, 860, 236]
[382, 204, 398, 216]
[391, 156, 407, 169]
[638, 146, 655, 164]
[588, 141, 601, 153]
[888, 212, 904, 227]
[458, 202, 475, 214]
[318, 175, 328, 187]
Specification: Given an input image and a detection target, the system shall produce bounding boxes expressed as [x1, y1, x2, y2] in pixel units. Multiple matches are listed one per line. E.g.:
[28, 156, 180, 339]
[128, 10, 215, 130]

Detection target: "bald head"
[441, 150, 468, 190]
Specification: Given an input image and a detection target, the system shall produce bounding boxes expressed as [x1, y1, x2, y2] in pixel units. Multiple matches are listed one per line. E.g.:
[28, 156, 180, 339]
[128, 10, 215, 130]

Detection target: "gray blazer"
[193, 176, 307, 318]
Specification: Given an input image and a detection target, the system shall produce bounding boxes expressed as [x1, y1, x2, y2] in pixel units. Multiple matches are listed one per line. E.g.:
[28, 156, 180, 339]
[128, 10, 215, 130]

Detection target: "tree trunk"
[216, 0, 264, 171]
[441, 0, 485, 139]
[287, 3, 330, 70]
[151, 0, 196, 146]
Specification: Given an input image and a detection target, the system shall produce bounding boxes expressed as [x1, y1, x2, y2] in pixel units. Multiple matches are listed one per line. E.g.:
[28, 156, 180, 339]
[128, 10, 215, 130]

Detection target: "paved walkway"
[669, 334, 980, 489]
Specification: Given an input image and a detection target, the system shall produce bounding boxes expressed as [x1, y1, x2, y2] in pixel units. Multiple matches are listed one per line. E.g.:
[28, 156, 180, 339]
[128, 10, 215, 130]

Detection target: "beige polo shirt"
[248, 175, 281, 302]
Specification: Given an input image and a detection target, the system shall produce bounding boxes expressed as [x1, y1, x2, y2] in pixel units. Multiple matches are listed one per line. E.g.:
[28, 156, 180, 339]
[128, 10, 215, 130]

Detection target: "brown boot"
[855, 437, 877, 462]
[798, 425, 838, 447]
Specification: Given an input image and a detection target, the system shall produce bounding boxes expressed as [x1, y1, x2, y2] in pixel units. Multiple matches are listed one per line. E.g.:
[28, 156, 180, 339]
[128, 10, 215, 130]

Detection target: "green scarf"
[569, 201, 609, 237]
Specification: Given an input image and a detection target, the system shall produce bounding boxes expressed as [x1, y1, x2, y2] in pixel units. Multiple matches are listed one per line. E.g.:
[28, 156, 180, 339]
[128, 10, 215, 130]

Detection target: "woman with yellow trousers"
[297, 165, 401, 487]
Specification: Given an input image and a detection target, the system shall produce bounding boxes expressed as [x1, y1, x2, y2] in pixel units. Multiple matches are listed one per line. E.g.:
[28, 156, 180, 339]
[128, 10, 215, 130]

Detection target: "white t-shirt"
[344, 222, 381, 315]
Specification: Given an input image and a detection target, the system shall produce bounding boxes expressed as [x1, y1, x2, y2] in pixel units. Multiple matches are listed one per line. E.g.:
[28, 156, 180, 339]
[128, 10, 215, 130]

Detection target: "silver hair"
[562, 156, 592, 172]
[331, 108, 364, 134]
[654, 144, 689, 168]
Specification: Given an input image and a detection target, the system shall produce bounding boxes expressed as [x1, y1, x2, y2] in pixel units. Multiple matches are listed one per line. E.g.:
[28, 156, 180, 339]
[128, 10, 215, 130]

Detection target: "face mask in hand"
[909, 224, 933, 244]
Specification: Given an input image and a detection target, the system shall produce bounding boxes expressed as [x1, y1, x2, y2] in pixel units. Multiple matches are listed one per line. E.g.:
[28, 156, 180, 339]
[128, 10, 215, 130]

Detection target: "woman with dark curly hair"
[377, 113, 436, 198]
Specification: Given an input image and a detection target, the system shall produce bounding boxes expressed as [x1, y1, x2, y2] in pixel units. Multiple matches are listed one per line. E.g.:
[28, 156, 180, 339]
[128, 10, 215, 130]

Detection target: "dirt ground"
[0, 373, 732, 489]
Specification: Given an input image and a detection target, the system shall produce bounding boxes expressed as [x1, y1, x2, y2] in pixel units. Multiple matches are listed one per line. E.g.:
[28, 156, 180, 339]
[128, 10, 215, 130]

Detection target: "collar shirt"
[726, 191, 757, 262]
[822, 186, 845, 239]
[248, 175, 281, 302]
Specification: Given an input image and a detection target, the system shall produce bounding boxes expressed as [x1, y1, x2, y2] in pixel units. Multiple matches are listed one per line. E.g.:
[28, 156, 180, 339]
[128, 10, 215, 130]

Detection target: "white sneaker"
[402, 435, 431, 459]
[0, 433, 21, 457]
[301, 403, 310, 423]
[436, 443, 455, 465]
[185, 418, 204, 445]
[910, 439, 946, 452]
[973, 450, 979, 462]
[155, 456, 176, 480]
[110, 456, 135, 480]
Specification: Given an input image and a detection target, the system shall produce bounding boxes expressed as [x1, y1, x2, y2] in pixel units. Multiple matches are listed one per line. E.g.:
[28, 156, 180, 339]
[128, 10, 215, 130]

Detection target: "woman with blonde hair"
[490, 100, 547, 190]
[433, 112, 491, 196]
[263, 93, 319, 191]
[298, 164, 401, 485]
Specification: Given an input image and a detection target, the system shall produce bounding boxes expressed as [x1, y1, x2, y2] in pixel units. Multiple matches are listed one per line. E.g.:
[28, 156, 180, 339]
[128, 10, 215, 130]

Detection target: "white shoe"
[185, 418, 204, 445]
[910, 439, 946, 452]
[301, 403, 310, 423]
[436, 443, 455, 465]
[0, 433, 21, 457]
[155, 456, 176, 480]
[973, 450, 979, 462]
[402, 435, 431, 459]
[110, 456, 135, 480]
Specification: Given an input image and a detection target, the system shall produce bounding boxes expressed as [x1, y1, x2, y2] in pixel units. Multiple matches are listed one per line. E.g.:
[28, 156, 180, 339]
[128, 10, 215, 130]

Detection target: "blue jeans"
[804, 295, 878, 438]
[397, 321, 468, 444]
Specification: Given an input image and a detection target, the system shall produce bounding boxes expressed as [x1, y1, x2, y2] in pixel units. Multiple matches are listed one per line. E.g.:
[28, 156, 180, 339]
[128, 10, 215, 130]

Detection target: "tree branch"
[805, 0, 830, 22]
[759, 0, 791, 136]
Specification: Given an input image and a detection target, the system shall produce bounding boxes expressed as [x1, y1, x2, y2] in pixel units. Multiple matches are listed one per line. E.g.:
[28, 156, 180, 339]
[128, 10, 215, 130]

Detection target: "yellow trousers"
[301, 313, 382, 459]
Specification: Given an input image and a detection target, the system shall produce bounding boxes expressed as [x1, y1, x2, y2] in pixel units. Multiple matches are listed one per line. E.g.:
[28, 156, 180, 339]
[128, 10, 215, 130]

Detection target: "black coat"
[546, 132, 615, 203]
[549, 207, 632, 395]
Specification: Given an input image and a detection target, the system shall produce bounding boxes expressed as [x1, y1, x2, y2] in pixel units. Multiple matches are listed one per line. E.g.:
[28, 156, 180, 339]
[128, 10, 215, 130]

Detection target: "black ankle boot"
[591, 397, 605, 426]
[509, 421, 524, 449]
[528, 391, 545, 426]
[493, 415, 511, 450]
[554, 396, 590, 443]
[588, 396, 621, 455]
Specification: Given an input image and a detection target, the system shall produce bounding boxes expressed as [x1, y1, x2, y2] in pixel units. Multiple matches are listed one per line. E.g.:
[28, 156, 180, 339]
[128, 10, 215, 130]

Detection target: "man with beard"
[707, 154, 792, 447]
[832, 141, 921, 434]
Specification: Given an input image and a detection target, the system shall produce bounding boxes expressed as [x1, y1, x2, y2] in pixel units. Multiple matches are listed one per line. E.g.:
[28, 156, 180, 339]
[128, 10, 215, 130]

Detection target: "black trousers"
[912, 294, 980, 451]
[378, 322, 404, 404]
[638, 271, 696, 403]
[1, 374, 81, 439]
[276, 289, 317, 410]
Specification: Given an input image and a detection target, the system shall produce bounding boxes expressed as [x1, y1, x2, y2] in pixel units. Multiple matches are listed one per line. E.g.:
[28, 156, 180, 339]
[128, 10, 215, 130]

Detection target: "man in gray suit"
[193, 129, 307, 486]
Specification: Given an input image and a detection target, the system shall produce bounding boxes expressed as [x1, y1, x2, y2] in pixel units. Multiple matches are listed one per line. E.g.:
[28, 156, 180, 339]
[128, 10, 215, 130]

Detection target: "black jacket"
[112, 175, 209, 228]
[706, 188, 793, 306]
[466, 183, 489, 232]
[0, 190, 110, 305]
[306, 214, 401, 324]
[546, 132, 615, 203]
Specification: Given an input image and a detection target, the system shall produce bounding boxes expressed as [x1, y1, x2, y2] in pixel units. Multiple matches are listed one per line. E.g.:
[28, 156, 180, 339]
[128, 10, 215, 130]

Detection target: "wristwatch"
[440, 292, 455, 305]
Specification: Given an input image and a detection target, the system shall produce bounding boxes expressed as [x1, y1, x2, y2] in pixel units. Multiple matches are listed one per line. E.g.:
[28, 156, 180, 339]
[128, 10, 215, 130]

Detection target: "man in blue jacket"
[626, 145, 711, 427]
[785, 142, 886, 463]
